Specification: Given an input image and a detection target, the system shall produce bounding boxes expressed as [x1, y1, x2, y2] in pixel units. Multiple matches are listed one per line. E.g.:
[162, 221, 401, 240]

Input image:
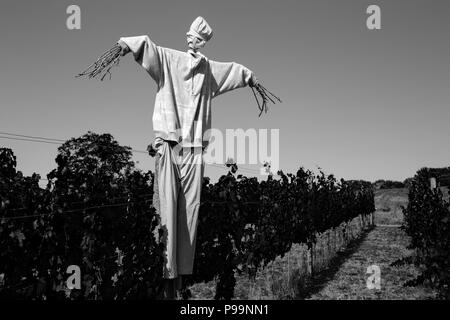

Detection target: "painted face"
[187, 33, 205, 51]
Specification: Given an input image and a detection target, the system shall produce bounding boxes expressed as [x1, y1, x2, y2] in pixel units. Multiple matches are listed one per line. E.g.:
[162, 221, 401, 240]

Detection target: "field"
[305, 225, 436, 300]
[373, 188, 408, 225]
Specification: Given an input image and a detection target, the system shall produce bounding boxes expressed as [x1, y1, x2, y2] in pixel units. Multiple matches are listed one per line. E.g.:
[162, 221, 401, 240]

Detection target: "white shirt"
[118, 35, 254, 148]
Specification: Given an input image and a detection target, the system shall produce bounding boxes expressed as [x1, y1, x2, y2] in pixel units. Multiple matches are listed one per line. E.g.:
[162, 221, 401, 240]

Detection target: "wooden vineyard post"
[325, 230, 330, 266]
[153, 154, 161, 244]
[310, 233, 318, 277]
[308, 241, 314, 277]
[332, 228, 336, 254]
[430, 177, 437, 190]
[287, 250, 291, 293]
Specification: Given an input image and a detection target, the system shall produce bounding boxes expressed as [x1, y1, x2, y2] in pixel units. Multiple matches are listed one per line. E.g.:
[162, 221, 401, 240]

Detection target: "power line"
[0, 131, 65, 142]
[1, 198, 153, 221]
[5, 192, 154, 213]
[0, 136, 62, 145]
[0, 131, 261, 174]
[207, 163, 260, 174]
[1, 196, 266, 220]
[0, 133, 148, 154]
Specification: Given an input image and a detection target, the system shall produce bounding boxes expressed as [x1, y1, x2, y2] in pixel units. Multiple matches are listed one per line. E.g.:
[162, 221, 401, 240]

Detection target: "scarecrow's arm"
[117, 35, 162, 85]
[209, 61, 257, 98]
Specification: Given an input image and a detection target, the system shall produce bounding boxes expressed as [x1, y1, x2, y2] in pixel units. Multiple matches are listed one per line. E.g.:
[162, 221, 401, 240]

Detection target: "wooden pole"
[430, 177, 437, 190]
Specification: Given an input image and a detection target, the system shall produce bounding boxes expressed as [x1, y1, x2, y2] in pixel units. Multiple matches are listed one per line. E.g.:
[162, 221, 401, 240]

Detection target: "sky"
[1, 0, 449, 185]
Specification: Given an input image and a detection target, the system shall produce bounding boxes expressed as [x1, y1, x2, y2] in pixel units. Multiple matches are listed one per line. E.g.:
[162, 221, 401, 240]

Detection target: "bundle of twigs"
[76, 43, 122, 81]
[250, 83, 282, 117]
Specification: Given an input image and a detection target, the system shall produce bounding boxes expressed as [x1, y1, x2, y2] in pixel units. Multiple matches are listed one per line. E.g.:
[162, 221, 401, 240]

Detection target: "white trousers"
[154, 140, 204, 279]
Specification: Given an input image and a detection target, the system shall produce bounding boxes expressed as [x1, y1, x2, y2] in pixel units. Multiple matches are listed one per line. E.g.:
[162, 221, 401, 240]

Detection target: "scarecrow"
[77, 16, 280, 299]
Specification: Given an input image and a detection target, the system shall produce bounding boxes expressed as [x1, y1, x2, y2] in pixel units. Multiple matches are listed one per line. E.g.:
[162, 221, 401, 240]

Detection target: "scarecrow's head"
[186, 16, 213, 52]
[187, 32, 205, 51]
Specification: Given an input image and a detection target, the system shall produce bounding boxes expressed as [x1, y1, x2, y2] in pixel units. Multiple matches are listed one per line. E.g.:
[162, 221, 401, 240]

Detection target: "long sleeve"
[209, 60, 253, 98]
[118, 35, 162, 85]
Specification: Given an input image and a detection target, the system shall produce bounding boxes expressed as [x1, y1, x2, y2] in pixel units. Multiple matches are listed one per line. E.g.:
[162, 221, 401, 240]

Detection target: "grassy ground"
[440, 186, 449, 202]
[305, 226, 437, 300]
[373, 188, 408, 225]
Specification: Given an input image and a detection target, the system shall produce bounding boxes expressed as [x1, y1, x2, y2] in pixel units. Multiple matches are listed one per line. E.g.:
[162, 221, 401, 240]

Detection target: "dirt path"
[304, 225, 437, 300]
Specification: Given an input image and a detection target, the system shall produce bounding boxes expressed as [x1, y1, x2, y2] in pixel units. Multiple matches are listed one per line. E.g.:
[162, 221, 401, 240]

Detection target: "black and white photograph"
[0, 0, 449, 313]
